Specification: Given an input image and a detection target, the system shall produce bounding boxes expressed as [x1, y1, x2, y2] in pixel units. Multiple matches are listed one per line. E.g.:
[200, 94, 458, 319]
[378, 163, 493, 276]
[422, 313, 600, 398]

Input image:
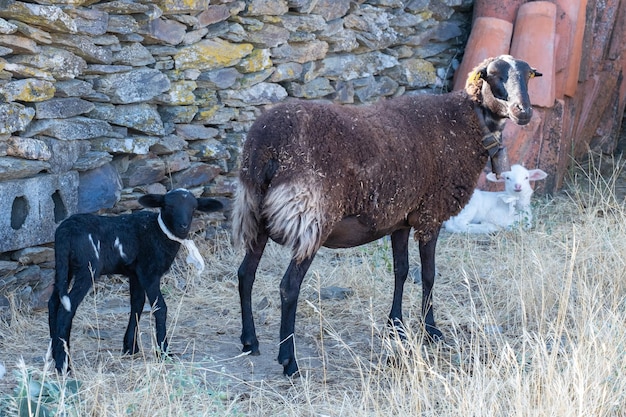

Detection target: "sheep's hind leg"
[277, 254, 316, 377]
[388, 228, 411, 339]
[123, 274, 145, 355]
[419, 227, 444, 342]
[238, 231, 269, 355]
[52, 273, 94, 373]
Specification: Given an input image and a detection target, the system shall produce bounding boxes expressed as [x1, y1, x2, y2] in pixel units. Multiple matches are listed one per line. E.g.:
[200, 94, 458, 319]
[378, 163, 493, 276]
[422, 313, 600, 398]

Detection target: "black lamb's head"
[139, 188, 223, 239]
[465, 55, 542, 126]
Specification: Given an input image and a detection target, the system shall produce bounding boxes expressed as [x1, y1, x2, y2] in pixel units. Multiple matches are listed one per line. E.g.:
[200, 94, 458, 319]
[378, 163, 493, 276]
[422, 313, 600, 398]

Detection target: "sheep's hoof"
[425, 325, 445, 344]
[242, 343, 260, 356]
[280, 357, 299, 377]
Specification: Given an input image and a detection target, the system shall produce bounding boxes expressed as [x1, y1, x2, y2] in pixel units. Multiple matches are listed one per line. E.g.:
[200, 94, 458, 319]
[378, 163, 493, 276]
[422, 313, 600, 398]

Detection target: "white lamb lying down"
[444, 164, 548, 234]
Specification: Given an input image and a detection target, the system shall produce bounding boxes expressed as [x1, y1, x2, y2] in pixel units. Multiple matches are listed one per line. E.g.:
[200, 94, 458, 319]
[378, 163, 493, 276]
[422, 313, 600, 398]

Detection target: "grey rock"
[11, 247, 55, 265]
[67, 7, 108, 36]
[162, 150, 191, 173]
[93, 68, 171, 104]
[0, 156, 49, 181]
[120, 155, 166, 188]
[0, 172, 78, 252]
[189, 139, 231, 162]
[35, 97, 95, 119]
[151, 135, 188, 155]
[175, 124, 219, 141]
[54, 79, 96, 97]
[170, 162, 221, 190]
[319, 286, 354, 301]
[89, 103, 165, 135]
[158, 105, 199, 124]
[77, 163, 121, 213]
[90, 136, 159, 155]
[0, 78, 55, 102]
[11, 46, 89, 81]
[23, 117, 112, 141]
[0, 17, 17, 34]
[51, 33, 112, 64]
[73, 150, 113, 172]
[6, 137, 51, 161]
[106, 14, 140, 35]
[112, 42, 155, 66]
[220, 82, 288, 106]
[0, 103, 35, 134]
[40, 136, 90, 174]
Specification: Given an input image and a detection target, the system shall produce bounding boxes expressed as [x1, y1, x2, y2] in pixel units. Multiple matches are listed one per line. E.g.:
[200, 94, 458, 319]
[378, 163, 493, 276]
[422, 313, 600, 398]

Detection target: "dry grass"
[1, 157, 626, 416]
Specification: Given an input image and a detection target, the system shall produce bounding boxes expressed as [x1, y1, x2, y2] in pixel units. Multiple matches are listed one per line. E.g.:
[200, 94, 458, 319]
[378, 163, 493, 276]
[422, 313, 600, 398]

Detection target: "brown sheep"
[232, 55, 542, 376]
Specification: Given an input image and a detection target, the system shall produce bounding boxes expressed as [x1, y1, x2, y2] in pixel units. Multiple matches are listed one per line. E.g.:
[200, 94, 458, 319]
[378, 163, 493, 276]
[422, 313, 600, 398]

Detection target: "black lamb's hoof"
[242, 343, 260, 356]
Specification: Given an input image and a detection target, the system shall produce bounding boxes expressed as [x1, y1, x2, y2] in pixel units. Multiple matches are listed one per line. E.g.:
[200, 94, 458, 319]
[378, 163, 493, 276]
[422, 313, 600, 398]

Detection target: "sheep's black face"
[481, 55, 541, 126]
[139, 189, 198, 239]
[162, 190, 198, 239]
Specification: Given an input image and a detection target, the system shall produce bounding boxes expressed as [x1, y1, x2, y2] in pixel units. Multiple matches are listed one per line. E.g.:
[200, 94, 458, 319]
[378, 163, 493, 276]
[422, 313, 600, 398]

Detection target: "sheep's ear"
[467, 68, 486, 84]
[197, 198, 224, 212]
[528, 169, 548, 181]
[486, 172, 505, 183]
[138, 194, 165, 208]
[530, 68, 542, 78]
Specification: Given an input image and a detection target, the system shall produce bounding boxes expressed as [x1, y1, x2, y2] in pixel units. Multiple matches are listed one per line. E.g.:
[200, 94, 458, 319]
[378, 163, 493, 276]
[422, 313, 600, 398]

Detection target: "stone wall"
[0, 0, 473, 311]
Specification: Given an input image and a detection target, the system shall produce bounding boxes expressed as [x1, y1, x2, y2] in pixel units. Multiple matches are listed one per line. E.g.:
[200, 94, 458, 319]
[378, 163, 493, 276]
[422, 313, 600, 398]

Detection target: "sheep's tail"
[232, 180, 326, 263]
[231, 183, 262, 252]
[53, 235, 73, 312]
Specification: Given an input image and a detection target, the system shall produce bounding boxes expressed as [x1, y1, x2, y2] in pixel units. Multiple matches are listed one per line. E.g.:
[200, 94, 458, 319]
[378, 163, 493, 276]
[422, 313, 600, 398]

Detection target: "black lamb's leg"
[389, 227, 411, 338]
[277, 254, 316, 377]
[143, 279, 168, 357]
[419, 226, 443, 341]
[123, 274, 145, 355]
[52, 270, 94, 373]
[238, 230, 269, 355]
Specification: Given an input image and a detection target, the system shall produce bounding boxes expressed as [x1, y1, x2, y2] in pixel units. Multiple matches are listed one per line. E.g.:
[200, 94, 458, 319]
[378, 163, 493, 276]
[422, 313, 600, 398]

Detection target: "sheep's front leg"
[278, 255, 316, 377]
[143, 279, 168, 357]
[123, 274, 145, 355]
[388, 228, 410, 338]
[238, 231, 268, 355]
[419, 227, 444, 342]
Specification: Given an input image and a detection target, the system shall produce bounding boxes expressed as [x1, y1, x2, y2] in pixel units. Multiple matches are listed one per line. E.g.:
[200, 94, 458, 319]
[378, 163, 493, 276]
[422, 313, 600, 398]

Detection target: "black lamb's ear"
[531, 69, 543, 78]
[197, 198, 224, 212]
[138, 194, 165, 208]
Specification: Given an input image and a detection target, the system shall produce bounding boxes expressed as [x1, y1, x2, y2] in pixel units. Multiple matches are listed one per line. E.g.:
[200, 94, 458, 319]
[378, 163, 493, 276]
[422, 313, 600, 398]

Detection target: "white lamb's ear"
[486, 172, 505, 183]
[528, 169, 548, 181]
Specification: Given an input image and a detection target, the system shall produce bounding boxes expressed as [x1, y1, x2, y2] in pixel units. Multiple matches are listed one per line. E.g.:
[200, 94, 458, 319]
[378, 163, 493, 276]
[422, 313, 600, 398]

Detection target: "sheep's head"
[139, 188, 223, 239]
[465, 55, 541, 126]
[486, 164, 548, 200]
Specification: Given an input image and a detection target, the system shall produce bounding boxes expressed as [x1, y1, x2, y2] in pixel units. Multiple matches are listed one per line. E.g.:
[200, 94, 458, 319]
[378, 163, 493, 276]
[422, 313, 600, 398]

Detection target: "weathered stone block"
[0, 171, 78, 252]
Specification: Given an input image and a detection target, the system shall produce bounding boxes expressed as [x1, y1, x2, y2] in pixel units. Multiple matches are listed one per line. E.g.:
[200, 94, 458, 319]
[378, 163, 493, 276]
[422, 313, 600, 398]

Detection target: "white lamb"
[443, 164, 548, 234]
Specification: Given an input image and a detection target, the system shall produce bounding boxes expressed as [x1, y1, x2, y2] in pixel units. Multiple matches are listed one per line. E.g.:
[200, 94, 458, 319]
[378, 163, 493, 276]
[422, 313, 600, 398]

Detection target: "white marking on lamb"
[61, 295, 71, 312]
[444, 164, 548, 233]
[157, 213, 205, 272]
[114, 237, 127, 260]
[88, 234, 100, 260]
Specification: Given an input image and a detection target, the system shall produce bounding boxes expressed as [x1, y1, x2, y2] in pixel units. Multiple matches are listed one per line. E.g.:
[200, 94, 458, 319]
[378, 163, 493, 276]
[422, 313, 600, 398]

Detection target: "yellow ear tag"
[529, 72, 535, 78]
[468, 70, 481, 84]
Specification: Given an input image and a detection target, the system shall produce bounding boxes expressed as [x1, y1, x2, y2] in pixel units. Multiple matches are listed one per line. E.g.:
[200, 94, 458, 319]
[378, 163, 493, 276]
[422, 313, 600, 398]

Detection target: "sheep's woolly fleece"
[235, 90, 488, 260]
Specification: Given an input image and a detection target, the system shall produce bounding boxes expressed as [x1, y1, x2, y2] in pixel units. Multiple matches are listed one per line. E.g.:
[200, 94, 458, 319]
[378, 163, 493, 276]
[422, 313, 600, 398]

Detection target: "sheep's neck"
[473, 106, 510, 177]
[157, 213, 205, 273]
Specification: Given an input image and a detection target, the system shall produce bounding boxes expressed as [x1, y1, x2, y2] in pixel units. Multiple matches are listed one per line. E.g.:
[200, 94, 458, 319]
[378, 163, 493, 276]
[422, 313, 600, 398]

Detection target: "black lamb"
[48, 188, 223, 373]
[231, 55, 542, 376]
